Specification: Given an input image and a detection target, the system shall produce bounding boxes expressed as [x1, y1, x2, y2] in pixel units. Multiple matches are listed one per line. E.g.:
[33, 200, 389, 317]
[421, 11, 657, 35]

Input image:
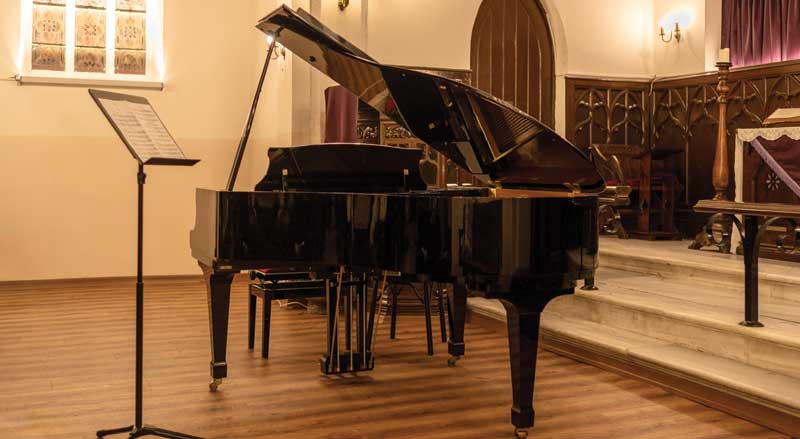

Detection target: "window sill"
[15, 74, 164, 90]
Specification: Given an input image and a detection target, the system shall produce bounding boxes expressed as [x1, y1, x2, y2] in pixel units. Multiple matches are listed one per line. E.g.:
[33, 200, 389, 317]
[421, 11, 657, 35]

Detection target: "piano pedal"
[319, 352, 374, 374]
[209, 378, 223, 392]
[514, 428, 528, 438]
[447, 356, 461, 367]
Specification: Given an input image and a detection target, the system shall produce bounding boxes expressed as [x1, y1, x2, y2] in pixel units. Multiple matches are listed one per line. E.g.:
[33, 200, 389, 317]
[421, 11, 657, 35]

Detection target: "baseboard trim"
[0, 273, 251, 289]
[467, 307, 800, 437]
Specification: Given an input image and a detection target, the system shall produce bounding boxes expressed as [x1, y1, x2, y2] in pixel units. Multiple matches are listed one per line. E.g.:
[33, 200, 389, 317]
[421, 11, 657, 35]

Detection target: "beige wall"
[365, 0, 656, 76]
[283, 0, 664, 140]
[652, 0, 722, 76]
[2, 0, 726, 281]
[0, 0, 292, 281]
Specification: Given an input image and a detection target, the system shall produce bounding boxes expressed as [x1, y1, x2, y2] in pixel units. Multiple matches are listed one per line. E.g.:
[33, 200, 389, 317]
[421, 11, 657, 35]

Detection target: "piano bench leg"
[437, 284, 448, 343]
[424, 283, 434, 356]
[390, 286, 399, 340]
[248, 285, 257, 350]
[261, 288, 273, 359]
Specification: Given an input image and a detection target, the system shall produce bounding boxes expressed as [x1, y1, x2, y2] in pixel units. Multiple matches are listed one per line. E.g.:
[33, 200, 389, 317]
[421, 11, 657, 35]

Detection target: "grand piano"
[190, 6, 604, 437]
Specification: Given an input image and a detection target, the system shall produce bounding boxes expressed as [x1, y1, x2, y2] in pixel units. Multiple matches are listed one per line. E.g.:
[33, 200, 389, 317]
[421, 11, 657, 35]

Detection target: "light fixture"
[265, 33, 287, 60]
[658, 9, 693, 44]
[338, 0, 349, 10]
[660, 22, 681, 43]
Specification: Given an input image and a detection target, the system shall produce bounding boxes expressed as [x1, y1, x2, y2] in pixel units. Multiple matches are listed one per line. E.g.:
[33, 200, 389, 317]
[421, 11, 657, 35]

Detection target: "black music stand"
[89, 89, 202, 439]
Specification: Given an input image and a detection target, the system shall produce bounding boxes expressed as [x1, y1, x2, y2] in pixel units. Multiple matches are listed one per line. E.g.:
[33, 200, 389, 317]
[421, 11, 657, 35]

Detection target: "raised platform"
[469, 237, 800, 437]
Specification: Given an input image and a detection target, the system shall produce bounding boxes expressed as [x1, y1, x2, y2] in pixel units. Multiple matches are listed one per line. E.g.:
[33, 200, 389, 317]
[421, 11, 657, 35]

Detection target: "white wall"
[0, 0, 292, 281]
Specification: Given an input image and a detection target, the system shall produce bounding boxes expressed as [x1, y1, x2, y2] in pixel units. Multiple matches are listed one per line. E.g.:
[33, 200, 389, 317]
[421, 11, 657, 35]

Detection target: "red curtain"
[722, 0, 800, 67]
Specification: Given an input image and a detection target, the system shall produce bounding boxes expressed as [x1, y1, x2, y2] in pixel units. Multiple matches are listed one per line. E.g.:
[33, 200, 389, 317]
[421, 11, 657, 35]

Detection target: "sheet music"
[99, 98, 184, 162]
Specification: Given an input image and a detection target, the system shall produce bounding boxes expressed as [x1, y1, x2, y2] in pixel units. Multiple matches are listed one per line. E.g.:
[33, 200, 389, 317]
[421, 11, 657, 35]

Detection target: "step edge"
[470, 307, 800, 424]
[540, 319, 800, 417]
[575, 290, 800, 349]
[601, 249, 800, 287]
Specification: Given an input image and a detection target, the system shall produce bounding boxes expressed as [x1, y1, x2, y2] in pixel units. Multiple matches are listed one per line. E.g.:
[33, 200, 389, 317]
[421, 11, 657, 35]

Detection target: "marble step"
[599, 237, 800, 304]
[471, 291, 800, 381]
[594, 267, 800, 324]
[470, 264, 800, 380]
[551, 283, 800, 380]
[540, 314, 800, 425]
[467, 300, 800, 435]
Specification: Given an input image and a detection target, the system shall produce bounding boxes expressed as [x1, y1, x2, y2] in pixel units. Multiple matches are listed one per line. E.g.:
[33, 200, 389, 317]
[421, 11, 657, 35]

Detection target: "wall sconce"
[659, 9, 693, 44]
[266, 34, 287, 60]
[660, 22, 681, 43]
[272, 44, 286, 60]
[338, 0, 349, 10]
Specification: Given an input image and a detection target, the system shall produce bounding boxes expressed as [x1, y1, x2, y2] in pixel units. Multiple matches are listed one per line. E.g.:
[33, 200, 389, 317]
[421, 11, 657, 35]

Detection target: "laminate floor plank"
[0, 279, 787, 439]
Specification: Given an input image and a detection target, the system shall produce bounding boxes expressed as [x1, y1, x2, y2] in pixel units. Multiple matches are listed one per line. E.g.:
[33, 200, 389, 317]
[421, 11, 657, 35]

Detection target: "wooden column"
[712, 62, 732, 200]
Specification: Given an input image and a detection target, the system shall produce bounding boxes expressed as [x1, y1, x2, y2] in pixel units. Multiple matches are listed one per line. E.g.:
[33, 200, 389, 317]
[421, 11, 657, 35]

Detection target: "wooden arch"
[470, 0, 556, 127]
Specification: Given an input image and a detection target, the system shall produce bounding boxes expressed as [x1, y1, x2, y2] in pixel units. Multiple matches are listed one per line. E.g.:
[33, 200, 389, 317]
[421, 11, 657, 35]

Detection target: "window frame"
[18, 0, 164, 89]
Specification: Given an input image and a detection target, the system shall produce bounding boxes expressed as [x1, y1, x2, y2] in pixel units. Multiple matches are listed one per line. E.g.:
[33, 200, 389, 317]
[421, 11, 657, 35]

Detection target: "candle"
[719, 48, 730, 64]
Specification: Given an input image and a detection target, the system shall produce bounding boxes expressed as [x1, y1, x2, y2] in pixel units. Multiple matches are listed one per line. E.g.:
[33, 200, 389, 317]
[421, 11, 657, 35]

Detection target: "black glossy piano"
[190, 6, 604, 437]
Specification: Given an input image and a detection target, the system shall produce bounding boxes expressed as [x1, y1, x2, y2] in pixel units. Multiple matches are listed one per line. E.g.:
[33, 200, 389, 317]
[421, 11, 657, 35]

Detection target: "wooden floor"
[0, 278, 788, 439]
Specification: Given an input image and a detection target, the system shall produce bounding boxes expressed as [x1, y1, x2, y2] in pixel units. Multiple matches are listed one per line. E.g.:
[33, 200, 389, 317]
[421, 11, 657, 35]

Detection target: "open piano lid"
[257, 6, 604, 194]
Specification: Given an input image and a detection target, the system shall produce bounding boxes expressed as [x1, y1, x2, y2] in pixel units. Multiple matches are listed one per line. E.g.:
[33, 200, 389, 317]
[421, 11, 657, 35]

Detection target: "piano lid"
[256, 6, 604, 193]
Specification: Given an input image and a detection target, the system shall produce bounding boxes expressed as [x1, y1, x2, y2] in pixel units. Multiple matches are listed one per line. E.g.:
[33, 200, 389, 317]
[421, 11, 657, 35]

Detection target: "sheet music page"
[99, 98, 184, 161]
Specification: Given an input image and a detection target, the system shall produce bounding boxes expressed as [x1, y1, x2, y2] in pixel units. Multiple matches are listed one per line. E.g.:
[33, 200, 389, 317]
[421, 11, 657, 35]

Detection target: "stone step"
[594, 267, 800, 324]
[467, 299, 800, 435]
[541, 314, 800, 423]
[599, 237, 800, 304]
[551, 285, 800, 380]
[471, 290, 800, 381]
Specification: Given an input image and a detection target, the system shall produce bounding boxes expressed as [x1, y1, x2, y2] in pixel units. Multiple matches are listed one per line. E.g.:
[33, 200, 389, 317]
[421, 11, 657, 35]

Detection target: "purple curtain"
[722, 0, 800, 67]
[324, 85, 359, 143]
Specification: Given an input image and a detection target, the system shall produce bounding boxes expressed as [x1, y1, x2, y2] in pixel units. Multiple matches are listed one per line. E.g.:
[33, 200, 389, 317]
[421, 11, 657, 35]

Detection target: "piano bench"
[248, 273, 326, 359]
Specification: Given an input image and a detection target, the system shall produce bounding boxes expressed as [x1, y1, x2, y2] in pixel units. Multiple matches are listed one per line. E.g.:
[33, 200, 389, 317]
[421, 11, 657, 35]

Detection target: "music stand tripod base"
[97, 425, 206, 439]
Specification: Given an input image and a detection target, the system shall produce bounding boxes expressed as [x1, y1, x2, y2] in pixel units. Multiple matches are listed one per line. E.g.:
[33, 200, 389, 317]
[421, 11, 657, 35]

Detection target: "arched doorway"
[471, 0, 556, 127]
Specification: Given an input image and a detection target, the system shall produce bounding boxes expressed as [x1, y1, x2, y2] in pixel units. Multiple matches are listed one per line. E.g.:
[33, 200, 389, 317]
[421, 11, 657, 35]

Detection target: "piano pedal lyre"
[320, 267, 377, 375]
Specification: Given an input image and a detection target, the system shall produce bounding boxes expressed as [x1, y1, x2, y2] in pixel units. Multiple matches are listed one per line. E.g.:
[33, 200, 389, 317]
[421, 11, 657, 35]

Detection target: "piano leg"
[500, 300, 540, 438]
[447, 280, 466, 366]
[200, 265, 235, 391]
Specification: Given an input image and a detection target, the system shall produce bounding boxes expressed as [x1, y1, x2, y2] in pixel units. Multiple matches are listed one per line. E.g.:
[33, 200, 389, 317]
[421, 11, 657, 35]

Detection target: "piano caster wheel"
[514, 428, 528, 438]
[209, 379, 222, 392]
[447, 356, 461, 367]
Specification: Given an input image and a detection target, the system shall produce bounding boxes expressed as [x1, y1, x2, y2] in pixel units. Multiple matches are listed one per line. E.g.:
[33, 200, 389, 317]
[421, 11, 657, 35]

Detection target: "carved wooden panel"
[566, 61, 800, 237]
[471, 0, 555, 126]
[652, 81, 718, 205]
[565, 78, 648, 150]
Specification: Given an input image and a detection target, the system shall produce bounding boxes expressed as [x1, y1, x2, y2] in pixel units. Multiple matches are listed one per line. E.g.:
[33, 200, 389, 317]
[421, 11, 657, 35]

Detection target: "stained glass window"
[29, 0, 150, 76]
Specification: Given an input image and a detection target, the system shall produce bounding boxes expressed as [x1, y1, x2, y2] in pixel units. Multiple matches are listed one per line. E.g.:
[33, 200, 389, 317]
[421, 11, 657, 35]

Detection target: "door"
[471, 0, 556, 127]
